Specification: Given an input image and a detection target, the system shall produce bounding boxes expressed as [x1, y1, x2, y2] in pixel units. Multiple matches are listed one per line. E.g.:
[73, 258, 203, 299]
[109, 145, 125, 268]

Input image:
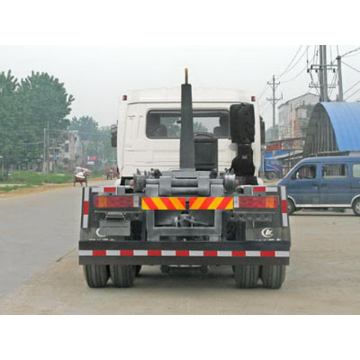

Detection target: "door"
[286, 163, 320, 205]
[320, 163, 351, 205]
[350, 163, 360, 201]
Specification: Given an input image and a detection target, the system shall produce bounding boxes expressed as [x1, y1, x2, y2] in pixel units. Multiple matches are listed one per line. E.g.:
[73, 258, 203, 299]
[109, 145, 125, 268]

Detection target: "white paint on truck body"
[117, 87, 261, 179]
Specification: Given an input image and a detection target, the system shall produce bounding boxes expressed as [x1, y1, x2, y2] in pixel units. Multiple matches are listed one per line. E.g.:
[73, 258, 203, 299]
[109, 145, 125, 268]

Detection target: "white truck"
[79, 72, 291, 289]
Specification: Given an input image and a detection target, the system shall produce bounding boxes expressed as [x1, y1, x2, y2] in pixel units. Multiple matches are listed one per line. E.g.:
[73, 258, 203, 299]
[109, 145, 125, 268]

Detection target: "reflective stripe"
[82, 188, 90, 229]
[189, 197, 234, 210]
[142, 197, 186, 210]
[245, 251, 261, 257]
[189, 250, 203, 257]
[282, 213, 289, 227]
[106, 250, 119, 256]
[275, 251, 290, 257]
[79, 250, 92, 256]
[133, 250, 147, 256]
[79, 249, 289, 258]
[161, 250, 176, 256]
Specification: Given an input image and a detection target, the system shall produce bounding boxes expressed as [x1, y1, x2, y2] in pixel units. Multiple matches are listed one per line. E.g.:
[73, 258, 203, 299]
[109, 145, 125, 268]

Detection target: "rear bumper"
[79, 240, 290, 266]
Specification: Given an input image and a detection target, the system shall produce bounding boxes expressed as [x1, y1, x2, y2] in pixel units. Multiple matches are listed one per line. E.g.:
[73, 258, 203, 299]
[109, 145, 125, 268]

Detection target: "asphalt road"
[0, 185, 360, 314]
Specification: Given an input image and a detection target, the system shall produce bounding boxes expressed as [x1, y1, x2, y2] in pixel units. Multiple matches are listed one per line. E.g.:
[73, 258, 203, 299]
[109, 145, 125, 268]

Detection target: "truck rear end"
[79, 182, 290, 288]
[79, 70, 291, 289]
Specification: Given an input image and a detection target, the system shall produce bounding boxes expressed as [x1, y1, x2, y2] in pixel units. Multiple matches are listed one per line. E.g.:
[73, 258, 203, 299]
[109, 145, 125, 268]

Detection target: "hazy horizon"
[1, 45, 359, 129]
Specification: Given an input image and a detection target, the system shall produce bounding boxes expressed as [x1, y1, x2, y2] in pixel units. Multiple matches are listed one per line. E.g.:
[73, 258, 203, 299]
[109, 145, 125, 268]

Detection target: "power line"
[341, 46, 360, 58]
[344, 79, 360, 94]
[342, 61, 360, 73]
[258, 84, 270, 101]
[277, 46, 303, 79]
[345, 86, 360, 100]
[281, 63, 308, 83]
[328, 72, 338, 97]
[279, 46, 309, 79]
[281, 46, 316, 84]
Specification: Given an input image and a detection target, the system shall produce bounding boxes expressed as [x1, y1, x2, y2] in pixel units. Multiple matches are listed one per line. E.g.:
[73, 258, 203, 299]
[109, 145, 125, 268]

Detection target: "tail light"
[94, 196, 138, 209]
[237, 196, 278, 209]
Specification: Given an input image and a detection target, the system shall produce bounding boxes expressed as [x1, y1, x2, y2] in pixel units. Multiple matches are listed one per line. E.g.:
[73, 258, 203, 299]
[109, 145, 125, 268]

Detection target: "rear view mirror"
[230, 103, 255, 144]
[111, 124, 117, 147]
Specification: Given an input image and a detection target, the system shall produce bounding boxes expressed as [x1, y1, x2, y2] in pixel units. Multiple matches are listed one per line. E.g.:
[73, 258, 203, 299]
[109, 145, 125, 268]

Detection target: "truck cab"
[115, 87, 262, 184]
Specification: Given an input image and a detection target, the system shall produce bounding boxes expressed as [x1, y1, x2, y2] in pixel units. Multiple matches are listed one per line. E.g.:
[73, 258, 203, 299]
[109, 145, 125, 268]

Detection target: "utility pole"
[319, 45, 329, 101]
[46, 122, 51, 172]
[43, 127, 47, 173]
[267, 75, 283, 128]
[336, 55, 344, 101]
[309, 45, 336, 101]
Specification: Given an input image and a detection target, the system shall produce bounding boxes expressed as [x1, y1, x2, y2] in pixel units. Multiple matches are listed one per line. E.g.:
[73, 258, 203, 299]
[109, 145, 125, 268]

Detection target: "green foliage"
[69, 116, 98, 141]
[0, 185, 28, 193]
[0, 70, 74, 168]
[5, 171, 72, 185]
[69, 117, 116, 169]
[0, 70, 21, 166]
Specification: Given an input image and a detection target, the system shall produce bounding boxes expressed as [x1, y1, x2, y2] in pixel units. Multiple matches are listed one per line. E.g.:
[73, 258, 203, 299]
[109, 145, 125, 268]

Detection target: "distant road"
[0, 181, 110, 297]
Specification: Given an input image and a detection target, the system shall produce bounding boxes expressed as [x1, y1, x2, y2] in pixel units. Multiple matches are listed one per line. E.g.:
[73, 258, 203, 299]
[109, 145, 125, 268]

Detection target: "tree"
[69, 116, 98, 141]
[16, 71, 75, 165]
[0, 70, 22, 170]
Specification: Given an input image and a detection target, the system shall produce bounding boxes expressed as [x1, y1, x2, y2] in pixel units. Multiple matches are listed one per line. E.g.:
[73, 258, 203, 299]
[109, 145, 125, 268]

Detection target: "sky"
[2, 45, 359, 129]
[1, 1, 359, 129]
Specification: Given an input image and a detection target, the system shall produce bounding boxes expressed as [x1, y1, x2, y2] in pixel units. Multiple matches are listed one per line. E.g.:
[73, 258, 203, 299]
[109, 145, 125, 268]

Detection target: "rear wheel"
[234, 265, 259, 288]
[261, 265, 286, 289]
[287, 198, 296, 215]
[110, 265, 135, 287]
[265, 171, 277, 180]
[83, 265, 109, 288]
[352, 198, 360, 216]
[134, 265, 142, 277]
[160, 265, 170, 274]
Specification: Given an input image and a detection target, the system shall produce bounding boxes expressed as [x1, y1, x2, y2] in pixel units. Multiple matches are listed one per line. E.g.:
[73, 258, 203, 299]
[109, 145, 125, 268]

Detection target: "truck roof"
[124, 87, 251, 104]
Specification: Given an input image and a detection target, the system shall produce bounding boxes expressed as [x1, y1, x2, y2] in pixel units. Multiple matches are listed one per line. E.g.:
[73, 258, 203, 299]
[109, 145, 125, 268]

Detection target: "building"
[59, 130, 83, 169]
[278, 93, 319, 140]
[304, 102, 360, 156]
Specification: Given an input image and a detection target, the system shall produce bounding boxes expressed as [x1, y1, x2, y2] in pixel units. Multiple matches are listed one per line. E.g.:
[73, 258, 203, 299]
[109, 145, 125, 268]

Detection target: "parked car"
[278, 156, 360, 215]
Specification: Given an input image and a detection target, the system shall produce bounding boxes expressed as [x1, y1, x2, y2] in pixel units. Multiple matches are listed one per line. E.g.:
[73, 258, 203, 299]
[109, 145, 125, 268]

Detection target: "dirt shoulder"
[0, 178, 104, 199]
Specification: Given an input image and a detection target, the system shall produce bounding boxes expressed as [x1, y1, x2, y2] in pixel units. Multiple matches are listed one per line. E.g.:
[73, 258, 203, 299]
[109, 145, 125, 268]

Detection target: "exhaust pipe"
[180, 68, 195, 169]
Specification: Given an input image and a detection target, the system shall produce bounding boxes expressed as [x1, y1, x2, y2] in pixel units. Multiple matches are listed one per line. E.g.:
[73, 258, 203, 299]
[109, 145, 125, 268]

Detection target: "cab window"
[322, 164, 347, 178]
[146, 110, 229, 139]
[292, 165, 316, 180]
[353, 164, 360, 178]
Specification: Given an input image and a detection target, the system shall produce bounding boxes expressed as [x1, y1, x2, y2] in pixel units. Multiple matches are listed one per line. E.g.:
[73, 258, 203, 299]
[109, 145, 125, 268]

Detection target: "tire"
[134, 265, 142, 277]
[160, 265, 170, 274]
[234, 265, 259, 288]
[261, 265, 286, 289]
[83, 265, 109, 288]
[352, 198, 360, 216]
[110, 265, 135, 287]
[265, 171, 276, 180]
[287, 198, 296, 215]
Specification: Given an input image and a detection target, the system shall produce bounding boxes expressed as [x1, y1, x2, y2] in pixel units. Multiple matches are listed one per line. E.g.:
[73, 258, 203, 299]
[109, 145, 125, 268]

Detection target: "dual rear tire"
[84, 264, 137, 288]
[83, 264, 109, 288]
[233, 264, 286, 289]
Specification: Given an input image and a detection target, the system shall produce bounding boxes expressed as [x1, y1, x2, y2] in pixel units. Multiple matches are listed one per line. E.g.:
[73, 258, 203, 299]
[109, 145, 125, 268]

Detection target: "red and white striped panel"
[252, 186, 279, 194]
[280, 186, 289, 227]
[79, 249, 290, 258]
[82, 188, 90, 229]
[91, 186, 117, 194]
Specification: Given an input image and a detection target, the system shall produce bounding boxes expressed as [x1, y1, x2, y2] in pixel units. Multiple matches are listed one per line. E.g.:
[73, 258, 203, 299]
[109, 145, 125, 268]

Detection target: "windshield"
[146, 110, 229, 139]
